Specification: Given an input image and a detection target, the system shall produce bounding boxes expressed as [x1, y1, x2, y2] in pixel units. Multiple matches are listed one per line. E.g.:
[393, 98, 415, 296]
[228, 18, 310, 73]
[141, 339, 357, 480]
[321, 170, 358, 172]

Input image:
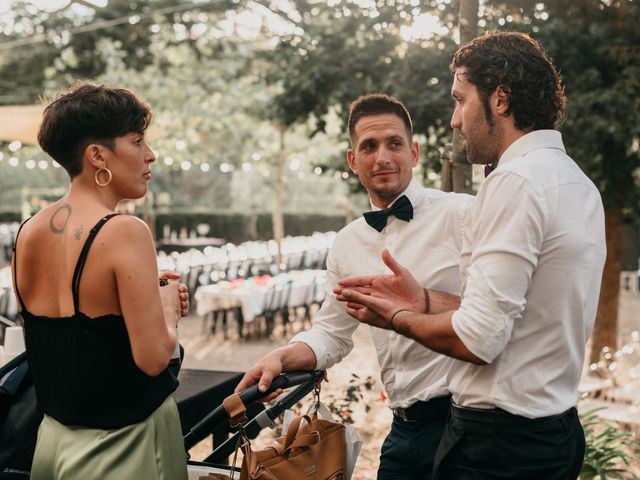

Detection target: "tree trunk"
[445, 0, 478, 194]
[589, 208, 622, 365]
[440, 143, 453, 192]
[272, 126, 286, 266]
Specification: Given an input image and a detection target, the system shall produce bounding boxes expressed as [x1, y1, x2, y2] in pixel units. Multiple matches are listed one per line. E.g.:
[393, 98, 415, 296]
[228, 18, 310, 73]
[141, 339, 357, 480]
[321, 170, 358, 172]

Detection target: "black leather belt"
[450, 403, 576, 425]
[392, 395, 452, 423]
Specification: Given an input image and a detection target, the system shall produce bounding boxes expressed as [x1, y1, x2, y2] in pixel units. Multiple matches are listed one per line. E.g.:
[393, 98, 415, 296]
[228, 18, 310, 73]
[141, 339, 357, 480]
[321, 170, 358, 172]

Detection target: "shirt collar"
[369, 177, 420, 212]
[498, 130, 565, 167]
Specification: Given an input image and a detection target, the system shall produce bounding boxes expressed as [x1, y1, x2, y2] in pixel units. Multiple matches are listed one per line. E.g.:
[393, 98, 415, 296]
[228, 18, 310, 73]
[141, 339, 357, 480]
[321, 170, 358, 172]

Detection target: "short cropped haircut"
[450, 31, 566, 131]
[38, 82, 152, 178]
[348, 93, 413, 143]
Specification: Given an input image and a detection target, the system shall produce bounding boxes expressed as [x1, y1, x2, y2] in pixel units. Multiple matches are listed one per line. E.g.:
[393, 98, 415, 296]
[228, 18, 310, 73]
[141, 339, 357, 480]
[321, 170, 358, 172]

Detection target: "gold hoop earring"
[95, 167, 112, 187]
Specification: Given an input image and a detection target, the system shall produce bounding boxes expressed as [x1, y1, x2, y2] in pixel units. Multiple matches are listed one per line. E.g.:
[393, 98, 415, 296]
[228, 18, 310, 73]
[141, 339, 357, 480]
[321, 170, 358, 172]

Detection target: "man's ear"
[411, 141, 419, 167]
[347, 148, 358, 175]
[495, 85, 511, 116]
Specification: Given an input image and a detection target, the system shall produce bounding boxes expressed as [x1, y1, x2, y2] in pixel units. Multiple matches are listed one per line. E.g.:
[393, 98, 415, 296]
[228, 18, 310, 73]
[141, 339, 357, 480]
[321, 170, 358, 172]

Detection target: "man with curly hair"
[337, 31, 606, 479]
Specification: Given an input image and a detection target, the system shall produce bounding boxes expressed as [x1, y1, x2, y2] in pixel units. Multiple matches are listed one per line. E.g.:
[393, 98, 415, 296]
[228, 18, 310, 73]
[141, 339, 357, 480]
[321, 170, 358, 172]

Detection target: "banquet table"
[194, 284, 267, 323]
[156, 237, 226, 254]
[193, 271, 326, 325]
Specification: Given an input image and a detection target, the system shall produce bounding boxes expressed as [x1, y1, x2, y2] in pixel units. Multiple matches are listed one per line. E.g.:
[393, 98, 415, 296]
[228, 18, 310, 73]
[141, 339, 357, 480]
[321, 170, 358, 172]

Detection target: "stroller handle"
[183, 370, 324, 452]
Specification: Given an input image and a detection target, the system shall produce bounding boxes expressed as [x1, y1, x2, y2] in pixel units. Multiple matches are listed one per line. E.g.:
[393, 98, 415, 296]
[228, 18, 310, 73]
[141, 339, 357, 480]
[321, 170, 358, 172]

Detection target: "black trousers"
[377, 396, 451, 480]
[433, 404, 585, 480]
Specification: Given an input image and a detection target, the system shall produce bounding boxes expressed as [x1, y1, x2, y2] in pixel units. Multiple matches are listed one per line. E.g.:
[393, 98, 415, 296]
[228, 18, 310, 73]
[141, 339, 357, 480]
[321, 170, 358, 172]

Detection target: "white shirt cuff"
[289, 331, 330, 370]
[452, 277, 514, 363]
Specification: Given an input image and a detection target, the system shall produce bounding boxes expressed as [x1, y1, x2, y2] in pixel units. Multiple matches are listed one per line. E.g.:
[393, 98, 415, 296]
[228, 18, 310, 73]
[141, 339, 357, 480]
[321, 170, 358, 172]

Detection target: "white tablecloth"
[194, 272, 326, 324]
[194, 285, 268, 323]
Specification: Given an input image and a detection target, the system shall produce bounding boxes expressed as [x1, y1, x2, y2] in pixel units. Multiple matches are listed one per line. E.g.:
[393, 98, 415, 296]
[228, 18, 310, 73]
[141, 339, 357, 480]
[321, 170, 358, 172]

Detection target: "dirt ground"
[180, 294, 640, 478]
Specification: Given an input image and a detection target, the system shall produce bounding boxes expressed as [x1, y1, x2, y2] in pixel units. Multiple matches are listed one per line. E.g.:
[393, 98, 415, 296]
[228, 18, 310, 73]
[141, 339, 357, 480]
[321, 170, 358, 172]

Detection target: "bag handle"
[282, 415, 320, 457]
[283, 415, 310, 450]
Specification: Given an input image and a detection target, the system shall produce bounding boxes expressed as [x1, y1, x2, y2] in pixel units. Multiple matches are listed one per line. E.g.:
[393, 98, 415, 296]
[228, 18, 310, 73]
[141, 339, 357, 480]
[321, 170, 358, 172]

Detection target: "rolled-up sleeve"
[290, 243, 360, 370]
[452, 172, 546, 363]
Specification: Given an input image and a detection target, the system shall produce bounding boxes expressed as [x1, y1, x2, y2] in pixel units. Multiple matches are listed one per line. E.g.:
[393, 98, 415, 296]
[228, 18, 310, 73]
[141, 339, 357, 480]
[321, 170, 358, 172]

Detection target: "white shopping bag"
[283, 403, 362, 480]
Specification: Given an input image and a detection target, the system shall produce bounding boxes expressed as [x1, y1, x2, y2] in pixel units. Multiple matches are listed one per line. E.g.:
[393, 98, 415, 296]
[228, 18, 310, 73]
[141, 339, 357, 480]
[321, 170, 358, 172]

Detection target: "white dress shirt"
[293, 178, 473, 408]
[450, 130, 606, 418]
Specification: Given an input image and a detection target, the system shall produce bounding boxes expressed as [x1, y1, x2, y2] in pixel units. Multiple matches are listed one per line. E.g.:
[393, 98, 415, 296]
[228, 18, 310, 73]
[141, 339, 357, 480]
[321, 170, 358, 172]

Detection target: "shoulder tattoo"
[49, 203, 72, 235]
[74, 224, 84, 240]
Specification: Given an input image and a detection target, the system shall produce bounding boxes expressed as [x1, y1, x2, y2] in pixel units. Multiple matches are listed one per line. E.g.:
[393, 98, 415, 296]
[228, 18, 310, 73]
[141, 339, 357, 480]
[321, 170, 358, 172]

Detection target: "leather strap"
[283, 415, 310, 450]
[222, 393, 247, 427]
[281, 415, 320, 458]
[287, 431, 320, 451]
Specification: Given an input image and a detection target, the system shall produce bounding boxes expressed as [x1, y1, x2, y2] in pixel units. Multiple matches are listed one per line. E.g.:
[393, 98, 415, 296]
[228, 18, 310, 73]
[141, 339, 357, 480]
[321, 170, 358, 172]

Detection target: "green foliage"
[0, 210, 20, 223]
[540, 2, 640, 214]
[482, 0, 640, 215]
[0, 0, 238, 101]
[2, 0, 638, 217]
[154, 210, 346, 243]
[321, 373, 375, 424]
[262, 0, 460, 185]
[580, 408, 640, 479]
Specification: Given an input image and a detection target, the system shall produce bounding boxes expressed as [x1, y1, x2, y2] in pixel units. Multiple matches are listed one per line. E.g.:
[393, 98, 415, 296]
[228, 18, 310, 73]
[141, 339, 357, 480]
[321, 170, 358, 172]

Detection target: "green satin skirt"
[30, 396, 188, 480]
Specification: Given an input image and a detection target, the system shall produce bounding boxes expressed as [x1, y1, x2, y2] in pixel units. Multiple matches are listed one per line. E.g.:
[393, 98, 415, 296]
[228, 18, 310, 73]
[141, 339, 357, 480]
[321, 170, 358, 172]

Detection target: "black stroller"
[0, 353, 324, 479]
[184, 369, 325, 477]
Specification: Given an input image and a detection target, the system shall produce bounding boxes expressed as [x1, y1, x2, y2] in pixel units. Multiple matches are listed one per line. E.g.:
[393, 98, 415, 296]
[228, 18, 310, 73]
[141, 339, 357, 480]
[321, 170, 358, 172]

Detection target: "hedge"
[153, 210, 346, 243]
[0, 209, 347, 243]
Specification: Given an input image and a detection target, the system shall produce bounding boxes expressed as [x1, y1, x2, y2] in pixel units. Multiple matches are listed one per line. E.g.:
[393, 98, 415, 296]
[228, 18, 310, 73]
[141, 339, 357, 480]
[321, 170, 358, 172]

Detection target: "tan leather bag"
[223, 391, 346, 480]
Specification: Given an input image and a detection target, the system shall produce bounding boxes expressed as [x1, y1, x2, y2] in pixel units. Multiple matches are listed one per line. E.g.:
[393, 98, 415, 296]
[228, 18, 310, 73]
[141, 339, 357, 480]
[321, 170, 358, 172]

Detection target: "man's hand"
[235, 343, 317, 402]
[335, 249, 425, 312]
[340, 287, 402, 330]
[235, 351, 286, 402]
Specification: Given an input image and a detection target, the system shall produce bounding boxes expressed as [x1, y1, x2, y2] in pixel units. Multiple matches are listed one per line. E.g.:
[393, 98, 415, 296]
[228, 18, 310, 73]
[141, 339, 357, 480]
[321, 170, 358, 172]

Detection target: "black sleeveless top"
[13, 214, 178, 430]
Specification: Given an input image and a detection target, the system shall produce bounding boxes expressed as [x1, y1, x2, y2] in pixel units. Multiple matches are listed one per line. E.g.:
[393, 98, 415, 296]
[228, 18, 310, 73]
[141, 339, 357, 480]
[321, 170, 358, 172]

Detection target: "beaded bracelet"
[423, 288, 431, 314]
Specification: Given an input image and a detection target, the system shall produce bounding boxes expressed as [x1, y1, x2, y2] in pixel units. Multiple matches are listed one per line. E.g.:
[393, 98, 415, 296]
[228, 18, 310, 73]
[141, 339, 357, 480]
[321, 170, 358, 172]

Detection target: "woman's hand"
[159, 282, 188, 328]
[160, 272, 189, 317]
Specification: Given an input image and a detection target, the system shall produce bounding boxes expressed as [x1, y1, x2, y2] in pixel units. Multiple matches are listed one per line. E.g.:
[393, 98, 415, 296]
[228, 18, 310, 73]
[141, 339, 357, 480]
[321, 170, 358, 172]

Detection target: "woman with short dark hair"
[12, 82, 189, 479]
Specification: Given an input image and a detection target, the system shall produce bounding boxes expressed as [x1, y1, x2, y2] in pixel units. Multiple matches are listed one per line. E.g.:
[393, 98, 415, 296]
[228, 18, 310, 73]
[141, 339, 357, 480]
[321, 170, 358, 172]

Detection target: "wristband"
[423, 288, 431, 314]
[389, 309, 409, 332]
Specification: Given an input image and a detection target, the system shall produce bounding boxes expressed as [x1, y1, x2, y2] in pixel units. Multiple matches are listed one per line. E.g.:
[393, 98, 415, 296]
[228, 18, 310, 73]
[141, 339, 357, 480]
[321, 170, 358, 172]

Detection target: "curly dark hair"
[450, 31, 566, 131]
[38, 82, 152, 178]
[348, 93, 413, 143]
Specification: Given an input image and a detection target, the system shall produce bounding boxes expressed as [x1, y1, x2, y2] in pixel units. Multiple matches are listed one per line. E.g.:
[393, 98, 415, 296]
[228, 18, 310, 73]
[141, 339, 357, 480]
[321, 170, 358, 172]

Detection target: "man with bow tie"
[235, 93, 473, 479]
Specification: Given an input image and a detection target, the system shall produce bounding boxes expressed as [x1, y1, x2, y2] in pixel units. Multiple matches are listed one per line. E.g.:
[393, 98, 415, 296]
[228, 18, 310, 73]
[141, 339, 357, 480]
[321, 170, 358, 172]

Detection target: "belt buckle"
[393, 407, 415, 423]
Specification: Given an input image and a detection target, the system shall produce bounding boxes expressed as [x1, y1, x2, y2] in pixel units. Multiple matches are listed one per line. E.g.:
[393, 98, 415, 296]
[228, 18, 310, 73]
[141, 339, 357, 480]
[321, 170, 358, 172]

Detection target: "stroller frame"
[184, 370, 324, 477]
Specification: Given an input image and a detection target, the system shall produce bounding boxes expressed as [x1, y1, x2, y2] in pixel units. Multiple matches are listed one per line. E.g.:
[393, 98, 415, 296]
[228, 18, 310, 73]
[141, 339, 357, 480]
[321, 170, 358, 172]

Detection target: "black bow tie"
[484, 163, 497, 177]
[363, 195, 413, 232]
